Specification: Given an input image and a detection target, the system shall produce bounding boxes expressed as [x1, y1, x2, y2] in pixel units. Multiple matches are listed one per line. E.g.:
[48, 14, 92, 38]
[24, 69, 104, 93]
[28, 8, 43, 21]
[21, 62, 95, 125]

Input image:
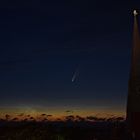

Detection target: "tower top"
[133, 10, 138, 16]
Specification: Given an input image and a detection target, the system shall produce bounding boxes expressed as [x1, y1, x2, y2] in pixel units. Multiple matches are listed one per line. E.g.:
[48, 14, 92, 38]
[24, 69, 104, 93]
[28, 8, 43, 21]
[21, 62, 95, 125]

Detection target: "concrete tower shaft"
[127, 10, 140, 139]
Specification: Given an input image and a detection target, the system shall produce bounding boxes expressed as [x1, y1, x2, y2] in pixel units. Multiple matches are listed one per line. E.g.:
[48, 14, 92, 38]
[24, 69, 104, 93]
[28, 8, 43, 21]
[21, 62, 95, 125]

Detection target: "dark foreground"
[0, 120, 130, 140]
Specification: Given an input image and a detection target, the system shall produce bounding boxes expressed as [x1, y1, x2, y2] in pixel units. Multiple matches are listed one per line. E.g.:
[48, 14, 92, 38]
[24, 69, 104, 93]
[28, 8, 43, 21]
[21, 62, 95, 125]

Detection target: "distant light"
[133, 10, 138, 16]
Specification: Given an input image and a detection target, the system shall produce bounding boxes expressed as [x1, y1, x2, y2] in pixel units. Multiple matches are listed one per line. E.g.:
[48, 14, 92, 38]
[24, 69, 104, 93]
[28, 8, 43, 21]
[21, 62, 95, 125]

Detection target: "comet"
[72, 71, 77, 82]
[72, 68, 79, 82]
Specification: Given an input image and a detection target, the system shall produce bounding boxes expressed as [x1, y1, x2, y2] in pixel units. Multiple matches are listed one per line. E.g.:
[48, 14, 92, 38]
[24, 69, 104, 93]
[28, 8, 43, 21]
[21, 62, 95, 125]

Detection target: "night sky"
[0, 0, 139, 118]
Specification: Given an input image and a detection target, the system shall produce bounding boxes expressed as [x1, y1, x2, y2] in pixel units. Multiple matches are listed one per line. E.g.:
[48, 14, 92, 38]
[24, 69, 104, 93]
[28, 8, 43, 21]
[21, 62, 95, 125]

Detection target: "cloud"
[65, 110, 74, 113]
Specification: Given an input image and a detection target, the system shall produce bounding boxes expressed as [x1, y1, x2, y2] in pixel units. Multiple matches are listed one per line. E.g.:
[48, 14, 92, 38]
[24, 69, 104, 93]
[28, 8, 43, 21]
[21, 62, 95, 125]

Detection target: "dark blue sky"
[0, 0, 139, 117]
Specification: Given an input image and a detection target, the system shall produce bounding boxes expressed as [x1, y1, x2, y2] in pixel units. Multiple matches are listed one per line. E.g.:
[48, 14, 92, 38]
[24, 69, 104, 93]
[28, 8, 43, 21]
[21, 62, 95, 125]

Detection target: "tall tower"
[127, 10, 140, 139]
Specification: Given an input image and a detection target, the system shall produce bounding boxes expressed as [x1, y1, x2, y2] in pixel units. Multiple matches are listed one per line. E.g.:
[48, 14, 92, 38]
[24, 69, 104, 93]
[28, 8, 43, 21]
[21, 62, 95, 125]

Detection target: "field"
[0, 119, 129, 140]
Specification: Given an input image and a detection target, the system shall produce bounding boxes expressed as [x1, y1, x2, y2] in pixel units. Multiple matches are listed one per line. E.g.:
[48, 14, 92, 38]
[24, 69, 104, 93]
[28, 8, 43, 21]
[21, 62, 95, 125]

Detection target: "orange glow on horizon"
[0, 106, 126, 121]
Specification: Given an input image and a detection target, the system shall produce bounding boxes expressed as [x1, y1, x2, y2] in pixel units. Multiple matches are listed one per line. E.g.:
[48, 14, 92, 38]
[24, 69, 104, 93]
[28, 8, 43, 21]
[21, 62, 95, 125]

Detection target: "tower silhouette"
[127, 10, 140, 139]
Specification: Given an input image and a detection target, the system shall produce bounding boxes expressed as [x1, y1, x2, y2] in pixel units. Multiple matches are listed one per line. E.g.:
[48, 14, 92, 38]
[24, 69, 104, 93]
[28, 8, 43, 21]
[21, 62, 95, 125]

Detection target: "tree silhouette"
[65, 115, 75, 121]
[86, 116, 99, 121]
[5, 114, 10, 121]
[75, 115, 85, 121]
[12, 117, 18, 121]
